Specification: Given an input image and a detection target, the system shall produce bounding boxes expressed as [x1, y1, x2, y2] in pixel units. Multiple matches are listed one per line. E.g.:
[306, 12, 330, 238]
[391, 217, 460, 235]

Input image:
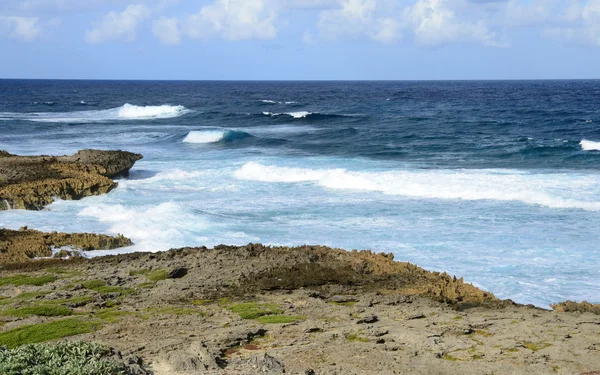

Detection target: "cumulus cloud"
[152, 16, 181, 44]
[544, 0, 600, 46]
[0, 16, 41, 41]
[184, 0, 278, 41]
[403, 0, 504, 46]
[316, 0, 402, 43]
[85, 4, 151, 43]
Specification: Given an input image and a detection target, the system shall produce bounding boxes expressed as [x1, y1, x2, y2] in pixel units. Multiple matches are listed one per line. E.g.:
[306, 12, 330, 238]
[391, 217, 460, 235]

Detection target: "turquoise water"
[1, 80, 600, 307]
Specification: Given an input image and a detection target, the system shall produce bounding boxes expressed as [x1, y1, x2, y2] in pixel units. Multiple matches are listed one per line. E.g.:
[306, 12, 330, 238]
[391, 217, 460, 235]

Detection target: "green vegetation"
[150, 306, 204, 316]
[522, 341, 552, 351]
[256, 315, 306, 324]
[0, 275, 56, 287]
[0, 318, 100, 348]
[82, 279, 107, 289]
[0, 341, 126, 375]
[346, 333, 369, 343]
[442, 353, 460, 361]
[93, 308, 134, 323]
[226, 302, 283, 320]
[147, 269, 169, 282]
[1, 305, 72, 318]
[129, 269, 150, 276]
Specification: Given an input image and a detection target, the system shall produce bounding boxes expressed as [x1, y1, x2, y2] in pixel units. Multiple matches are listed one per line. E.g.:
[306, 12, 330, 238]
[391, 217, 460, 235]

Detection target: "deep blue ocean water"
[1, 79, 599, 307]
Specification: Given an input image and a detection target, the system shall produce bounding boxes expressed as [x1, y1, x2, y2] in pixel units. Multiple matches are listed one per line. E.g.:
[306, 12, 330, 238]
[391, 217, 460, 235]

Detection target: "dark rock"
[357, 315, 379, 324]
[168, 267, 188, 279]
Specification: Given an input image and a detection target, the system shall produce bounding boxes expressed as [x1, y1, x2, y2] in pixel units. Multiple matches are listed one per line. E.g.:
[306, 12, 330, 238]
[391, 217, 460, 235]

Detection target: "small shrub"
[0, 318, 100, 348]
[129, 269, 150, 276]
[0, 341, 127, 375]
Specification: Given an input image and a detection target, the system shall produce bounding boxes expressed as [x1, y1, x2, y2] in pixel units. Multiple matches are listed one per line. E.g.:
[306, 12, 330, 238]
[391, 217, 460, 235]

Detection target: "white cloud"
[0, 16, 41, 41]
[184, 0, 278, 41]
[544, 0, 600, 46]
[85, 4, 150, 43]
[152, 16, 181, 44]
[316, 0, 402, 43]
[403, 0, 503, 46]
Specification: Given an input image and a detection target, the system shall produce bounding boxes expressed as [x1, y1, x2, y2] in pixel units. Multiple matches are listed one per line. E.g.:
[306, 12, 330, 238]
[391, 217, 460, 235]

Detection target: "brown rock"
[0, 149, 142, 210]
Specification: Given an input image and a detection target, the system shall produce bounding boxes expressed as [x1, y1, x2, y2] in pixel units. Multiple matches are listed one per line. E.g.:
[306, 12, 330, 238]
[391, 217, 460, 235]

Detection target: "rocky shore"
[0, 149, 142, 210]
[0, 150, 598, 374]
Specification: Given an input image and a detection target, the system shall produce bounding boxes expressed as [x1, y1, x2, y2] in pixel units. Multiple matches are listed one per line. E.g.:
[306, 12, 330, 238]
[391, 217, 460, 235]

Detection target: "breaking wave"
[0, 103, 189, 123]
[183, 130, 253, 144]
[234, 162, 600, 211]
[580, 139, 600, 151]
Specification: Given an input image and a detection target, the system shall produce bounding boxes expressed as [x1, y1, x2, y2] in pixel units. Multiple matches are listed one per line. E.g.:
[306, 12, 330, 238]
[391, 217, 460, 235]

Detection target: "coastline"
[0, 150, 599, 374]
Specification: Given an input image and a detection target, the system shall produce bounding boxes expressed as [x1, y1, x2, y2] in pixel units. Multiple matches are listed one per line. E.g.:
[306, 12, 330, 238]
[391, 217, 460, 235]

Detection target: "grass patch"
[151, 307, 204, 316]
[93, 308, 134, 323]
[226, 303, 283, 320]
[0, 341, 127, 375]
[256, 315, 306, 324]
[82, 279, 107, 289]
[452, 315, 463, 320]
[442, 353, 460, 361]
[147, 269, 169, 282]
[328, 301, 357, 307]
[0, 275, 56, 287]
[522, 341, 552, 351]
[129, 268, 150, 276]
[346, 333, 369, 343]
[1, 305, 73, 318]
[138, 281, 155, 289]
[0, 318, 100, 348]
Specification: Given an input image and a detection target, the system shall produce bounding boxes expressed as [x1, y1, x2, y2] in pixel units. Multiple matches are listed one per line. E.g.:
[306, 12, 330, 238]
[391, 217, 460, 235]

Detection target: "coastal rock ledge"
[0, 149, 142, 210]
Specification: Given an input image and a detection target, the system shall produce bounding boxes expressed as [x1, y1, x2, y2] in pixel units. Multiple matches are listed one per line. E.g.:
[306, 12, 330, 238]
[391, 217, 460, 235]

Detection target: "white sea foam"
[261, 100, 277, 103]
[262, 111, 313, 118]
[0, 104, 189, 123]
[78, 202, 209, 252]
[580, 139, 600, 151]
[234, 162, 600, 211]
[183, 130, 226, 143]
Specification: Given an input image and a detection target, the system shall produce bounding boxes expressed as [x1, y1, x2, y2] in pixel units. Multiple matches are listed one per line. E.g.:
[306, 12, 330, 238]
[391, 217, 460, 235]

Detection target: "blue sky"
[1, 0, 599, 80]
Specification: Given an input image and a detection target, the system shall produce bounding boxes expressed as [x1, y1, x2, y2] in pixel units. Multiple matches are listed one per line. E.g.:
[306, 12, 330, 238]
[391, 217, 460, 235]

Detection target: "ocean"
[1, 79, 599, 308]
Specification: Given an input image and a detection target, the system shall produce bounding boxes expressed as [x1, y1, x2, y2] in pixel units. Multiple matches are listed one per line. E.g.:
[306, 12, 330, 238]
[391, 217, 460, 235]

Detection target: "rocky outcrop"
[0, 227, 132, 264]
[551, 300, 600, 315]
[0, 150, 142, 210]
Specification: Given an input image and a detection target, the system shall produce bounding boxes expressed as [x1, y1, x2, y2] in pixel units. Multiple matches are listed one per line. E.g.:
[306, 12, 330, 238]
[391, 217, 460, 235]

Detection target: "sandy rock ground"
[1, 245, 598, 375]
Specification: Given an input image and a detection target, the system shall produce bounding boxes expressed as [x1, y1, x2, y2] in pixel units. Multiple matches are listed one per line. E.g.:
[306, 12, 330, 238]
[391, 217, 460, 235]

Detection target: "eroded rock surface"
[0, 149, 142, 210]
[0, 227, 132, 264]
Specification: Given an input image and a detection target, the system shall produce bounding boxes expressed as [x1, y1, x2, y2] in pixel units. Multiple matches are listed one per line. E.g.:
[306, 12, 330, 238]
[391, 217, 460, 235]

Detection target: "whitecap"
[234, 162, 600, 211]
[0, 103, 189, 123]
[183, 130, 226, 144]
[580, 139, 600, 151]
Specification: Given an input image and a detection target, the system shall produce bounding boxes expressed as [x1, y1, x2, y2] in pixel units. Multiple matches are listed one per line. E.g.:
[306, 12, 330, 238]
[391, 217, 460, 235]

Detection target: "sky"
[0, 0, 599, 80]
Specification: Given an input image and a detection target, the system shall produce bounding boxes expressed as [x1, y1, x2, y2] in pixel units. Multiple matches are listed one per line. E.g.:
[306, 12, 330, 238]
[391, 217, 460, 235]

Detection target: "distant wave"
[183, 130, 253, 144]
[261, 111, 362, 120]
[580, 139, 600, 151]
[0, 103, 189, 123]
[262, 111, 313, 119]
[234, 162, 600, 211]
[259, 100, 298, 105]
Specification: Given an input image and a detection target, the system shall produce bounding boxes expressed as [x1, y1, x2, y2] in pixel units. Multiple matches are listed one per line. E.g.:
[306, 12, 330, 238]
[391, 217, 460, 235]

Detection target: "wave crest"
[234, 162, 600, 211]
[580, 139, 600, 151]
[0, 103, 189, 123]
[183, 130, 252, 144]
